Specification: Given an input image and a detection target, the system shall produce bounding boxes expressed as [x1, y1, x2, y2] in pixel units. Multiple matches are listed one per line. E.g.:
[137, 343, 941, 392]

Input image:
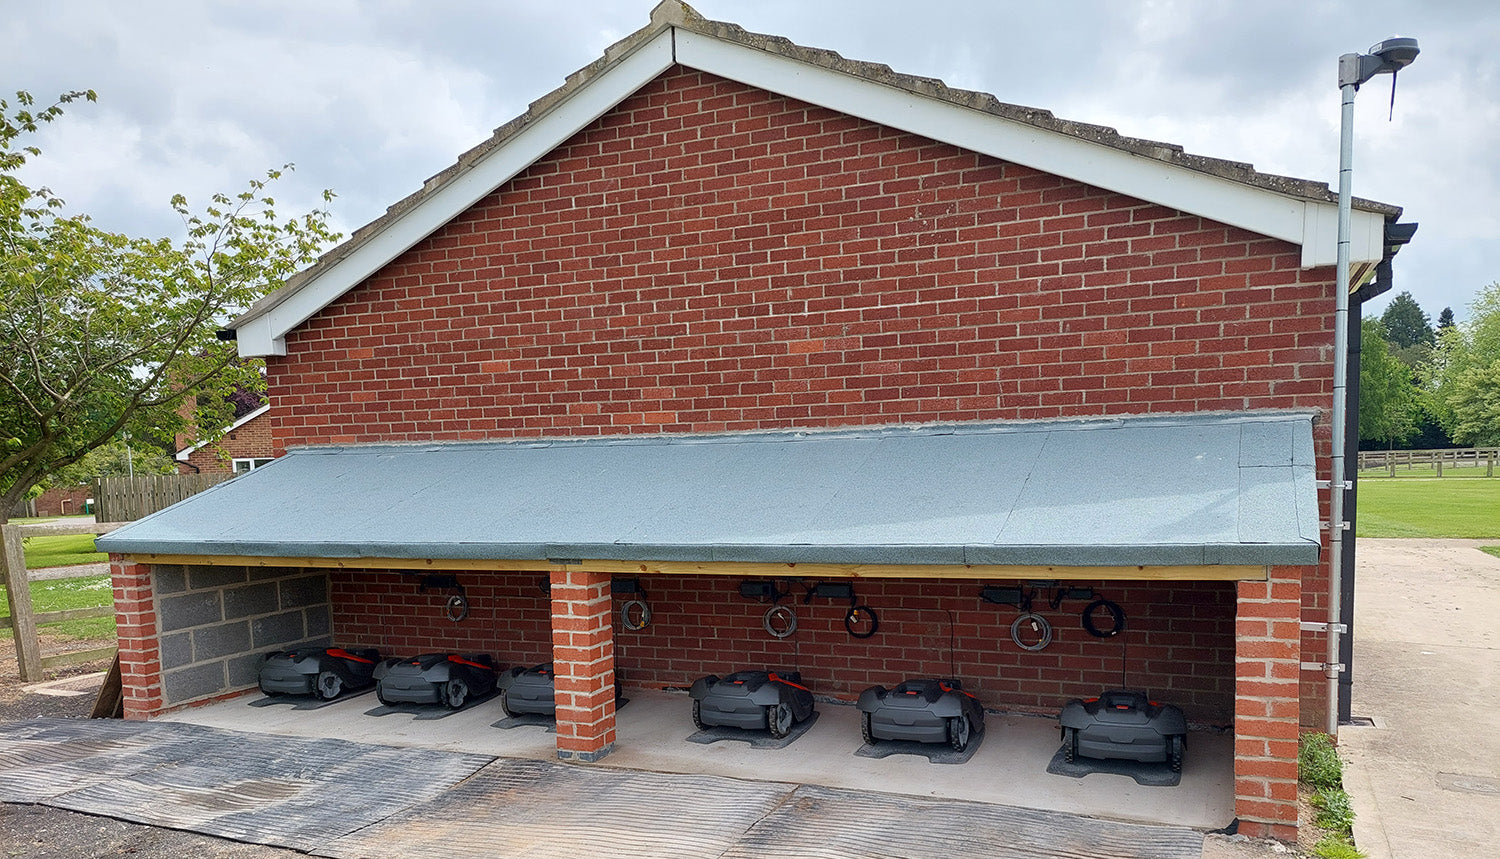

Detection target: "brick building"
[99, 2, 1415, 839]
[174, 404, 275, 474]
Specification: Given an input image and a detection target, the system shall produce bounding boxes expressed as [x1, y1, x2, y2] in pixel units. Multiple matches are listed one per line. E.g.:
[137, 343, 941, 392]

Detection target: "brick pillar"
[550, 566, 616, 762]
[110, 554, 164, 720]
[1233, 566, 1304, 840]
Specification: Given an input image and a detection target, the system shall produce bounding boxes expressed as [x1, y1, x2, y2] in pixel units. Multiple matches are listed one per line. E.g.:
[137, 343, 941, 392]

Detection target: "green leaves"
[1427, 282, 1500, 446]
[0, 89, 339, 518]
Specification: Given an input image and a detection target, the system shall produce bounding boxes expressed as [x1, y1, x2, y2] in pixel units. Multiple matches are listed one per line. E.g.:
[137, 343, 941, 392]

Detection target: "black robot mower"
[373, 653, 498, 709]
[856, 678, 985, 751]
[499, 663, 557, 717]
[689, 670, 815, 738]
[1058, 690, 1187, 771]
[258, 647, 382, 699]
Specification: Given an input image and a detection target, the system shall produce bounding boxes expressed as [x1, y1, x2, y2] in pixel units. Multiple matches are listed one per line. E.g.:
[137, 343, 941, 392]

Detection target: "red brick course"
[109, 555, 163, 720]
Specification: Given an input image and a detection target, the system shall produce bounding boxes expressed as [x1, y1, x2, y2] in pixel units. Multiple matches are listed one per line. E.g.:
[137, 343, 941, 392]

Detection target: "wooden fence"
[93, 472, 230, 522]
[1357, 447, 1498, 477]
[1, 520, 126, 681]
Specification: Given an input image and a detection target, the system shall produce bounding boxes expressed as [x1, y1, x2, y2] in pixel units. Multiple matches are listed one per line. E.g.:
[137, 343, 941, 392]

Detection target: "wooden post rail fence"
[1357, 447, 1498, 477]
[1, 520, 126, 681]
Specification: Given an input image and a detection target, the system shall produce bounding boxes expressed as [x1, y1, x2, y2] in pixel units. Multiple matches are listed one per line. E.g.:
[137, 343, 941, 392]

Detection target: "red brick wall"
[330, 569, 554, 668]
[267, 67, 1337, 448]
[271, 66, 1336, 730]
[177, 411, 275, 474]
[331, 569, 1237, 723]
[32, 486, 92, 518]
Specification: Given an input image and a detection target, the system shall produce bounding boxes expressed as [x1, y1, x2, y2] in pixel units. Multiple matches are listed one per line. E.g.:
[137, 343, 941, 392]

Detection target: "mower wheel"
[1062, 726, 1078, 763]
[766, 702, 793, 739]
[316, 670, 343, 700]
[376, 686, 394, 707]
[691, 699, 706, 731]
[444, 677, 470, 710]
[1168, 735, 1184, 772]
[500, 690, 515, 718]
[861, 712, 876, 745]
[948, 715, 972, 752]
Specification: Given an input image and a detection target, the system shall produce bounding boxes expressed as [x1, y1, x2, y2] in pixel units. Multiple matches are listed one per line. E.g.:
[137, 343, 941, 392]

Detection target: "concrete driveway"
[1341, 539, 1500, 858]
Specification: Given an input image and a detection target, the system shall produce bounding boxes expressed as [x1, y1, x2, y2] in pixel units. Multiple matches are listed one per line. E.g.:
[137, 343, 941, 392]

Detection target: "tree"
[1380, 291, 1434, 349]
[1437, 307, 1455, 332]
[1427, 282, 1500, 446]
[1379, 290, 1435, 368]
[0, 91, 338, 521]
[1358, 318, 1418, 448]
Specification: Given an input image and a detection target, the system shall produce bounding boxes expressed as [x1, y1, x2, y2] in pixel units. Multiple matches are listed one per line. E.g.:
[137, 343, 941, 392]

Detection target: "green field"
[1356, 478, 1500, 539]
[0, 574, 116, 640]
[22, 533, 106, 569]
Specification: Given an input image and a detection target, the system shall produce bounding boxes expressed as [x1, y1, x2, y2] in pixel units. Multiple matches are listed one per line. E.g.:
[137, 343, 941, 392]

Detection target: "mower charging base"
[1044, 745, 1182, 787]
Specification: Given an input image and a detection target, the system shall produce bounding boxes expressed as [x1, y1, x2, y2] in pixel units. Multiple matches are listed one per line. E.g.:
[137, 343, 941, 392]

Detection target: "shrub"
[1299, 732, 1343, 789]
[1311, 787, 1356, 834]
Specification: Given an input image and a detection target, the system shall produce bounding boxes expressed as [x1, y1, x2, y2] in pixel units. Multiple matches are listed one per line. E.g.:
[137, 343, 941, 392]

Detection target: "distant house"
[99, 1, 1416, 839]
[174, 404, 274, 475]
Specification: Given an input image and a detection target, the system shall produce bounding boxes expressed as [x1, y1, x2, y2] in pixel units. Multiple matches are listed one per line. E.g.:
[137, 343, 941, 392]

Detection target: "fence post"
[1, 523, 43, 681]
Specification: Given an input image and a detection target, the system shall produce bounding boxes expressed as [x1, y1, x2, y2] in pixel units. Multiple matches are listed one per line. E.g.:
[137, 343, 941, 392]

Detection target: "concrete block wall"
[152, 564, 332, 706]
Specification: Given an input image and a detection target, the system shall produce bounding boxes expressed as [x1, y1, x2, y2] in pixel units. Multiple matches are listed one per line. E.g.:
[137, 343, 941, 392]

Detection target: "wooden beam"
[40, 646, 119, 670]
[123, 552, 1266, 582]
[13, 521, 127, 538]
[1, 523, 42, 681]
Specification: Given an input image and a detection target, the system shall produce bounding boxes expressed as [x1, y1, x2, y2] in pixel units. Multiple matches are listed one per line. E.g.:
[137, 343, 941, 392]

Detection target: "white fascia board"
[1300, 203, 1388, 269]
[175, 404, 271, 460]
[676, 31, 1361, 270]
[236, 31, 677, 357]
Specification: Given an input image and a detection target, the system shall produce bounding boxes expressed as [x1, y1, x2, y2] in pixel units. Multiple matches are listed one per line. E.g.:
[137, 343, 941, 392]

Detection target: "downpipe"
[1327, 79, 1358, 736]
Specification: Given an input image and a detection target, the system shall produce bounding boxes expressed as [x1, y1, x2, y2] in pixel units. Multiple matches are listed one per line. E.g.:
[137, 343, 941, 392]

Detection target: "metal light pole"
[1328, 36, 1418, 735]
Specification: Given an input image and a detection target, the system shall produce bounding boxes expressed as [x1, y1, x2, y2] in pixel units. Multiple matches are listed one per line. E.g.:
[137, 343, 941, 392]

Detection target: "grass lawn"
[1356, 478, 1500, 538]
[21, 533, 107, 569]
[0, 574, 116, 640]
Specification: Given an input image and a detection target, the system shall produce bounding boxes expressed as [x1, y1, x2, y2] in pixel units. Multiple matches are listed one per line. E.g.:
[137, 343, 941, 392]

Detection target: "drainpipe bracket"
[1301, 661, 1346, 673]
[1300, 621, 1348, 634]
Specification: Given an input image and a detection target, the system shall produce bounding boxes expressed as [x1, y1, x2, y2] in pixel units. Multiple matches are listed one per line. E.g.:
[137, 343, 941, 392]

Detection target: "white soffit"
[235, 22, 1382, 357]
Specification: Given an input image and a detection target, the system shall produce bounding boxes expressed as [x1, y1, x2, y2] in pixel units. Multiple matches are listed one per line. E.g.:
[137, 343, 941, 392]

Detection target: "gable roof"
[173, 403, 271, 462]
[231, 0, 1403, 358]
[99, 411, 1319, 569]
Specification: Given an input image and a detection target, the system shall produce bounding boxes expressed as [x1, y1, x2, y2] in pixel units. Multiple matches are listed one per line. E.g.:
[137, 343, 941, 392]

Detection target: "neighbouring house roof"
[230, 0, 1405, 358]
[174, 404, 271, 462]
[98, 412, 1320, 569]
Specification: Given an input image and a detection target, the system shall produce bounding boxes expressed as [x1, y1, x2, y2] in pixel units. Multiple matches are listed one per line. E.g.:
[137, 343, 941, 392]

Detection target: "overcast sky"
[5, 1, 1497, 321]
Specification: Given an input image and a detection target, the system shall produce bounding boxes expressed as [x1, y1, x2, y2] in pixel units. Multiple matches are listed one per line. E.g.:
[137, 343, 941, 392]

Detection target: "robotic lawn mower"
[499, 663, 557, 717]
[258, 647, 382, 700]
[689, 670, 815, 738]
[373, 652, 498, 709]
[1058, 690, 1187, 771]
[856, 678, 984, 751]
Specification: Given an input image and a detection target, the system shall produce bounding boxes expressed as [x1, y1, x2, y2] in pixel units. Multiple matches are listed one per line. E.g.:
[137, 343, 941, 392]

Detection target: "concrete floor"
[1339, 538, 1500, 859]
[163, 687, 1236, 831]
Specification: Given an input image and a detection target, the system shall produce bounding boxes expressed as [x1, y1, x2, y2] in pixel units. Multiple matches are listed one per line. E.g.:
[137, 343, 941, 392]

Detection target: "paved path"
[27, 562, 109, 582]
[1340, 539, 1500, 859]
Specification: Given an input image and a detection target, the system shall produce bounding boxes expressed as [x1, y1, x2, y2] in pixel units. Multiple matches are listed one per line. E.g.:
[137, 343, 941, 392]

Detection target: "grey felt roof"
[97, 412, 1320, 568]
